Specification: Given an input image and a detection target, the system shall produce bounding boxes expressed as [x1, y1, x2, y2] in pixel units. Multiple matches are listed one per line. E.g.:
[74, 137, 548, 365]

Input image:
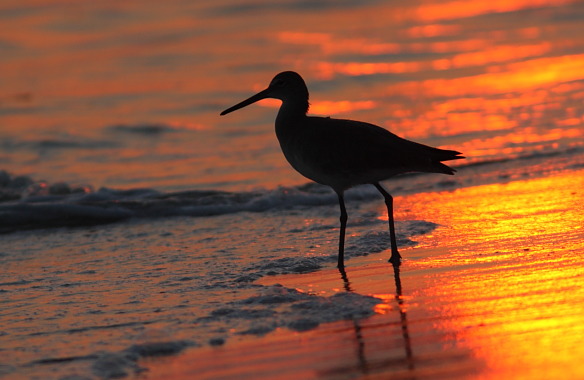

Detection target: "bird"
[220, 71, 464, 268]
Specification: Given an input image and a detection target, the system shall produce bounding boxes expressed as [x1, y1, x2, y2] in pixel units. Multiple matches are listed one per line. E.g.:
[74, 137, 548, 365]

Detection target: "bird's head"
[220, 71, 309, 116]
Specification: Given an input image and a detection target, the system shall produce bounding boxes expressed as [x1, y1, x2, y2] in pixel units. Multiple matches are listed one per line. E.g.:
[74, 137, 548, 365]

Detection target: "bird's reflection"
[337, 264, 415, 375]
[393, 264, 415, 371]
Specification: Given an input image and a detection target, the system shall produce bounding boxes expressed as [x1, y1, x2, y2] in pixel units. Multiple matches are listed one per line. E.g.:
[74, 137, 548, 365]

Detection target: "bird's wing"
[305, 117, 461, 176]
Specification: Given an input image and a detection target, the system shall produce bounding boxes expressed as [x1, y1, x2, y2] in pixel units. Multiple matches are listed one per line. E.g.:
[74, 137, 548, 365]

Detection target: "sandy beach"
[140, 169, 584, 380]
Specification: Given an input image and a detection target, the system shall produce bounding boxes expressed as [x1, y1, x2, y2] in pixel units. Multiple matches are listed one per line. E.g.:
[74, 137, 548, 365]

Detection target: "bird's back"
[276, 115, 463, 191]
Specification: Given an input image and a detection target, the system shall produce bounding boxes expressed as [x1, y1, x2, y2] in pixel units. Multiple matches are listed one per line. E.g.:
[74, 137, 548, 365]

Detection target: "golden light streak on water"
[392, 170, 584, 379]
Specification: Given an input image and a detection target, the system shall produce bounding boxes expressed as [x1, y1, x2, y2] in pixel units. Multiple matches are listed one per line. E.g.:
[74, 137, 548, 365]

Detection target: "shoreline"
[2, 169, 583, 379]
[140, 169, 584, 380]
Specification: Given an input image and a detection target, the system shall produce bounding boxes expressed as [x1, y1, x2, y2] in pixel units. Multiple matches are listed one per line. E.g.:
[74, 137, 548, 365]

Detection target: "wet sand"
[141, 169, 584, 380]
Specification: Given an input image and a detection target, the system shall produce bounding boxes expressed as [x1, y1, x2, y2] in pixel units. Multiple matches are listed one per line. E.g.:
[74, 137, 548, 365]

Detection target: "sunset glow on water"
[244, 170, 584, 380]
[1, 0, 583, 191]
[1, 0, 584, 379]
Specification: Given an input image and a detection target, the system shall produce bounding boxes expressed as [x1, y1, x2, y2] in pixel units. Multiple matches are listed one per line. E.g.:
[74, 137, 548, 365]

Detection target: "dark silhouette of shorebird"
[221, 71, 463, 268]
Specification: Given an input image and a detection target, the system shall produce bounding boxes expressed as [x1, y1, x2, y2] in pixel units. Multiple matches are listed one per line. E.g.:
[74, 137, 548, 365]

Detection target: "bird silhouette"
[221, 71, 464, 268]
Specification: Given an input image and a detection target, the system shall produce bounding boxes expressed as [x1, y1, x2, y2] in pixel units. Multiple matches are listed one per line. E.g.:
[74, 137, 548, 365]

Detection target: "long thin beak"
[220, 87, 272, 116]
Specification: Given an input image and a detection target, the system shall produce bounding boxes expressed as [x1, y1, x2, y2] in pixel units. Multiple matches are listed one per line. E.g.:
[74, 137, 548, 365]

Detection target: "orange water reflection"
[277, 32, 401, 56]
[394, 170, 584, 379]
[390, 54, 584, 98]
[412, 0, 579, 22]
[2, 0, 584, 192]
[315, 42, 554, 79]
[220, 171, 584, 380]
[278, 14, 584, 165]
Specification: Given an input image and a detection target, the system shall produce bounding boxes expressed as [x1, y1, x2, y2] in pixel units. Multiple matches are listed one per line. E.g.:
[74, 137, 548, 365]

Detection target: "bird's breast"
[278, 136, 321, 180]
[275, 126, 354, 190]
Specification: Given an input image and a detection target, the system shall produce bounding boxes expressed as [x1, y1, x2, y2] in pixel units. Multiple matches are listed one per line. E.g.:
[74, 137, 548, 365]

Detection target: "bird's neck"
[275, 99, 308, 141]
[276, 98, 308, 123]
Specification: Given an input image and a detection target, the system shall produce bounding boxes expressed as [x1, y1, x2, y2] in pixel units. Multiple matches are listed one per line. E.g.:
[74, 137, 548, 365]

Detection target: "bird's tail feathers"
[434, 149, 465, 162]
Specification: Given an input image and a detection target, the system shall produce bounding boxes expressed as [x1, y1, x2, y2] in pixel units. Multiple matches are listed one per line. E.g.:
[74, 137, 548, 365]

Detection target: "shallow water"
[2, 0, 584, 191]
[0, 195, 438, 378]
[1, 0, 584, 379]
[140, 170, 584, 380]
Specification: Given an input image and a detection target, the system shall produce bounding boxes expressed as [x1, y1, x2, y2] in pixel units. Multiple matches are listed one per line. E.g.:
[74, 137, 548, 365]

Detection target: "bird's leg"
[336, 191, 348, 269]
[373, 183, 401, 266]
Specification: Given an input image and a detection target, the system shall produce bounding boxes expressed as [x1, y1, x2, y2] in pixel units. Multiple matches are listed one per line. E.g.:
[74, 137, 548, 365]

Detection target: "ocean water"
[1, 0, 584, 378]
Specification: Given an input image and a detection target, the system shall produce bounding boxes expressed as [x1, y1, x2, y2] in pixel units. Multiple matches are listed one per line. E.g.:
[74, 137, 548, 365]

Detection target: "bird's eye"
[272, 79, 286, 87]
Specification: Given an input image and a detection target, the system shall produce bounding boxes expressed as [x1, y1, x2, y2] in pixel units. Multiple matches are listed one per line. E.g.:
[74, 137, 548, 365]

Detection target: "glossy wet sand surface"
[142, 169, 584, 380]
